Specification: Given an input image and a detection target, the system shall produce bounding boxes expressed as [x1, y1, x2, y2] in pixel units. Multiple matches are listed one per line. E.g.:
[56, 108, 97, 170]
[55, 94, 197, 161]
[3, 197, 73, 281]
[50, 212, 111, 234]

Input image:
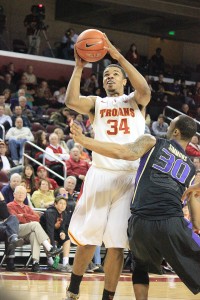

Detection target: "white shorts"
[68, 166, 136, 248]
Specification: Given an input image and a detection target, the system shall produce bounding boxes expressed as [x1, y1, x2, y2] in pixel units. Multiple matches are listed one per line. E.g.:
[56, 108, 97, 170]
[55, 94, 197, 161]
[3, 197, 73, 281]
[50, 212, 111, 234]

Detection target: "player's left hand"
[70, 123, 84, 143]
[103, 33, 122, 61]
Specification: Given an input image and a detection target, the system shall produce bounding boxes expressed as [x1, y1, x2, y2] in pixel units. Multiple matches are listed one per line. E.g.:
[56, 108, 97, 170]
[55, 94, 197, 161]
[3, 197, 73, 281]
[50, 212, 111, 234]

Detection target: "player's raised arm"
[65, 48, 96, 115]
[104, 34, 151, 108]
[71, 123, 156, 160]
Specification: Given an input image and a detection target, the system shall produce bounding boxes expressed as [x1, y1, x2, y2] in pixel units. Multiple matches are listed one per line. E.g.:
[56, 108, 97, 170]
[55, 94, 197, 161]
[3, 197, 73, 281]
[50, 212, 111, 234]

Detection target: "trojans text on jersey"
[99, 107, 135, 118]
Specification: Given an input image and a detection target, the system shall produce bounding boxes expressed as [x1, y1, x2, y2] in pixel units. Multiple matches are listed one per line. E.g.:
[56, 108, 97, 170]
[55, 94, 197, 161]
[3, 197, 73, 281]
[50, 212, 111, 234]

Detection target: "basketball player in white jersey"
[64, 34, 151, 300]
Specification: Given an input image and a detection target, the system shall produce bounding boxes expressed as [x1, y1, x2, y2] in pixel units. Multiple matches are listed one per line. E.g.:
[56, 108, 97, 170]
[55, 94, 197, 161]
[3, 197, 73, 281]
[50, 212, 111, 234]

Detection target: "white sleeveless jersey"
[92, 92, 145, 171]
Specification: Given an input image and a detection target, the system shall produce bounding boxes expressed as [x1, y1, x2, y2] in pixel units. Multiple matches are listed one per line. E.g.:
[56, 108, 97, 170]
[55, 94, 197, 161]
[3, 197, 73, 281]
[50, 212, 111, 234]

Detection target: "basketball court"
[1, 269, 200, 300]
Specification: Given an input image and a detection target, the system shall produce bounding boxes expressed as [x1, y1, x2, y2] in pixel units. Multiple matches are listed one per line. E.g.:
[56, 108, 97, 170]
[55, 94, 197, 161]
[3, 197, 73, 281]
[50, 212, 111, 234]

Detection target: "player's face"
[103, 67, 126, 95]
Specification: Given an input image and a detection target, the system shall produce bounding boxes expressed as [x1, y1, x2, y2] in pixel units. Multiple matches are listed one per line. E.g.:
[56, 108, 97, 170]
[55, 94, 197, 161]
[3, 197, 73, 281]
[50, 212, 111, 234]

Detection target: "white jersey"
[92, 92, 145, 171]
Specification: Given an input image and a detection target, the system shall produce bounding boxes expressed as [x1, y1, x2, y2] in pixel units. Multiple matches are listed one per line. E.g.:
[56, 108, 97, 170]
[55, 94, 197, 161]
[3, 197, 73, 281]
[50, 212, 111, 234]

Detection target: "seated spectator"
[32, 130, 48, 161]
[125, 43, 140, 69]
[0, 194, 24, 271]
[54, 127, 70, 154]
[180, 103, 191, 116]
[0, 93, 12, 116]
[3, 62, 19, 85]
[10, 88, 33, 111]
[11, 105, 31, 128]
[66, 134, 75, 151]
[40, 195, 72, 272]
[53, 86, 66, 107]
[45, 134, 69, 163]
[35, 165, 59, 190]
[73, 114, 88, 136]
[74, 142, 91, 162]
[18, 96, 34, 120]
[82, 73, 99, 95]
[0, 105, 12, 133]
[66, 147, 90, 191]
[7, 186, 63, 272]
[0, 73, 16, 93]
[149, 47, 165, 75]
[50, 107, 71, 132]
[151, 114, 168, 137]
[5, 117, 34, 165]
[31, 179, 54, 208]
[0, 140, 22, 176]
[186, 135, 200, 157]
[2, 88, 12, 104]
[192, 157, 200, 171]
[64, 176, 79, 216]
[194, 87, 200, 107]
[23, 65, 37, 86]
[152, 74, 167, 92]
[1, 173, 29, 205]
[21, 164, 36, 195]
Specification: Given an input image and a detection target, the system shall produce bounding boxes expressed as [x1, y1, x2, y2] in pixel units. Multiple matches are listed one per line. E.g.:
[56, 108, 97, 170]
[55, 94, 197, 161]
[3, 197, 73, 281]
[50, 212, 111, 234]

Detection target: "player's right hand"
[70, 122, 84, 143]
[74, 47, 88, 68]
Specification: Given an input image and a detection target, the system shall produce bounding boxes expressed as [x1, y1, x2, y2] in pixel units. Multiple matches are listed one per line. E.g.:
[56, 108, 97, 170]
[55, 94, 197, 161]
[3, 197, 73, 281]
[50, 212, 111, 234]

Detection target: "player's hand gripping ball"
[75, 29, 108, 63]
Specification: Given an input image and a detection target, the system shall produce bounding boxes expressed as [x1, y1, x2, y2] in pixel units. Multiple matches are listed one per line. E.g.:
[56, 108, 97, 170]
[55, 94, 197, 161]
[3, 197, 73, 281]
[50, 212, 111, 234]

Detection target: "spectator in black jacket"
[40, 195, 72, 273]
[11, 106, 31, 128]
[0, 193, 24, 271]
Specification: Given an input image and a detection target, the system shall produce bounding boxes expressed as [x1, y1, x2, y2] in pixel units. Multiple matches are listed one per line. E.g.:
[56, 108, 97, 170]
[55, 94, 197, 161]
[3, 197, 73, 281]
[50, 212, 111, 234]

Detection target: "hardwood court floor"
[0, 269, 200, 300]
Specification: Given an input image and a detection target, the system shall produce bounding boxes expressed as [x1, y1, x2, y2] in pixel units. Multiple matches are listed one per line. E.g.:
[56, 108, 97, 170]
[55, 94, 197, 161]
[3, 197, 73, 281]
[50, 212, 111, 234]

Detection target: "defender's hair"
[175, 115, 197, 141]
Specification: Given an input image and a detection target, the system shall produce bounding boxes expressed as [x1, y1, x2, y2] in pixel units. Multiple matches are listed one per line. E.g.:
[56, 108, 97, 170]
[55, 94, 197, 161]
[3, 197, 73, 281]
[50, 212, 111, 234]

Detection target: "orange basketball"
[75, 29, 108, 63]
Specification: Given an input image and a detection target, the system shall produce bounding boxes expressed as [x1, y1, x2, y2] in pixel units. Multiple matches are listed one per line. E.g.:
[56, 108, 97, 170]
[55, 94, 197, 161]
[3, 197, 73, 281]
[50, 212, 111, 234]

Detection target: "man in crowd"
[0, 194, 24, 271]
[35, 165, 59, 190]
[7, 186, 63, 272]
[11, 106, 31, 128]
[151, 114, 168, 137]
[0, 140, 22, 176]
[66, 147, 90, 192]
[1, 173, 28, 205]
[5, 117, 34, 165]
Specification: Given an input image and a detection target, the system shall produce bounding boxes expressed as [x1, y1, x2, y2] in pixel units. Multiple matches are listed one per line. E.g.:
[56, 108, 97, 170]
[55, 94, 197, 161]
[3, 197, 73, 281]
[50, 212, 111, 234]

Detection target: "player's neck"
[106, 91, 123, 97]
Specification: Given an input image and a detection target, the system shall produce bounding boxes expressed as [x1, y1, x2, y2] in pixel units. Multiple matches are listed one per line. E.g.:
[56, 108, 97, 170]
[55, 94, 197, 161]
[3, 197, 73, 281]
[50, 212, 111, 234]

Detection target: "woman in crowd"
[31, 179, 54, 208]
[21, 164, 36, 195]
[32, 130, 48, 161]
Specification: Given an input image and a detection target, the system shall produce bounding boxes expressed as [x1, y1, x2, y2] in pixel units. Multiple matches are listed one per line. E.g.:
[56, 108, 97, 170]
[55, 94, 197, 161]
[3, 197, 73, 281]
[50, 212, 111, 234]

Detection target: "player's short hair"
[104, 64, 126, 79]
[175, 115, 197, 141]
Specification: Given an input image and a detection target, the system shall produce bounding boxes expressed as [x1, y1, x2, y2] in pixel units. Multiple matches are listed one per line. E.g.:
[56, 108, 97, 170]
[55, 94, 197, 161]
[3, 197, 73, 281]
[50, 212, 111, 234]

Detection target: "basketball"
[75, 29, 108, 63]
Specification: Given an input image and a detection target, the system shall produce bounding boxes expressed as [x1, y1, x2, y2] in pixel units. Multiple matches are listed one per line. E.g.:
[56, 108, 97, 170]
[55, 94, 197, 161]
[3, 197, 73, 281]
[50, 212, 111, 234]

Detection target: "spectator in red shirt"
[7, 186, 62, 272]
[66, 147, 90, 191]
[35, 165, 59, 190]
[186, 135, 200, 157]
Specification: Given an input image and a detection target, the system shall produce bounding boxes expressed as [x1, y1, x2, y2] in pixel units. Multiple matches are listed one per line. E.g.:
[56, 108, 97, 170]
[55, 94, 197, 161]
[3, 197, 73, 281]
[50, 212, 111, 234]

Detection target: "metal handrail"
[22, 141, 67, 183]
[163, 105, 200, 136]
[0, 124, 5, 141]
